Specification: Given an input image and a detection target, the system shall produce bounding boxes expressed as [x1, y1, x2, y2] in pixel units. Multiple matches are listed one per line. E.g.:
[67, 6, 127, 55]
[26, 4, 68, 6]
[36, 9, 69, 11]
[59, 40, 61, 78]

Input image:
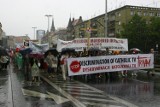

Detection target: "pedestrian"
[82, 48, 88, 57]
[17, 52, 23, 70]
[0, 55, 9, 70]
[105, 47, 110, 55]
[121, 51, 128, 77]
[104, 48, 111, 80]
[24, 54, 31, 81]
[31, 58, 40, 82]
[131, 51, 138, 77]
[60, 53, 68, 81]
[46, 52, 56, 78]
[147, 48, 155, 76]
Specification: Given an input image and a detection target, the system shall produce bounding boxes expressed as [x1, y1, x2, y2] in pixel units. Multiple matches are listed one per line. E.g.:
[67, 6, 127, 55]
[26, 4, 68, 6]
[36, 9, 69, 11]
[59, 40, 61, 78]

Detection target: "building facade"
[14, 36, 30, 48]
[36, 30, 45, 42]
[41, 18, 57, 48]
[0, 22, 3, 46]
[74, 5, 160, 38]
[67, 16, 83, 40]
[6, 36, 15, 49]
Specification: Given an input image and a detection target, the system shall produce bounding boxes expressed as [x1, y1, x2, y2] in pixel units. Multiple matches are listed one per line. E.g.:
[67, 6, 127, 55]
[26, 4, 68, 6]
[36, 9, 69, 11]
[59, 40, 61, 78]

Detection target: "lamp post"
[156, 44, 158, 51]
[45, 15, 52, 32]
[105, 0, 108, 37]
[32, 27, 37, 40]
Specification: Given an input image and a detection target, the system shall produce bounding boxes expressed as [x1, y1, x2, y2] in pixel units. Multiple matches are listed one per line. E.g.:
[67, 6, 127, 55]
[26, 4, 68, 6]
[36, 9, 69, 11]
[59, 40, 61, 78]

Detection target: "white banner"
[67, 54, 154, 76]
[37, 43, 49, 52]
[57, 38, 128, 52]
[29, 41, 43, 53]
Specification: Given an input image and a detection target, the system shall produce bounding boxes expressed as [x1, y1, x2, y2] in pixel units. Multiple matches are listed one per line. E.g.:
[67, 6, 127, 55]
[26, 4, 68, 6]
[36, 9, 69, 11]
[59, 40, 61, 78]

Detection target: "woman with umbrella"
[45, 52, 57, 78]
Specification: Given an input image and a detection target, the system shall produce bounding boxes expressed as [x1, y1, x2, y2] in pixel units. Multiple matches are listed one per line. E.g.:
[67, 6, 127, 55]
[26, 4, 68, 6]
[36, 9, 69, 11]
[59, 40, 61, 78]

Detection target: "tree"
[121, 14, 149, 52]
[148, 17, 160, 51]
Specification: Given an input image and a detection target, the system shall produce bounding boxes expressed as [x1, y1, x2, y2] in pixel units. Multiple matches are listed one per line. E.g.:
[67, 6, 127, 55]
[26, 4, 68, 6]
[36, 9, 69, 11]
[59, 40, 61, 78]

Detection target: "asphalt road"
[1, 64, 160, 107]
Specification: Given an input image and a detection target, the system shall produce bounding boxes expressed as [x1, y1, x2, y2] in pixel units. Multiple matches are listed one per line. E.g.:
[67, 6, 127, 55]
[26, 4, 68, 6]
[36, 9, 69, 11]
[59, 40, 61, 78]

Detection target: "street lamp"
[105, 0, 108, 37]
[45, 14, 53, 32]
[156, 44, 158, 51]
[32, 27, 37, 40]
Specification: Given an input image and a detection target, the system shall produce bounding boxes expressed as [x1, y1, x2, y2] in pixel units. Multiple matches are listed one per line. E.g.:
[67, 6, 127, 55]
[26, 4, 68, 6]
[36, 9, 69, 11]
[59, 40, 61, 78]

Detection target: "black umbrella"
[45, 48, 58, 57]
[19, 48, 32, 56]
[88, 47, 101, 52]
[61, 48, 75, 54]
[0, 47, 8, 56]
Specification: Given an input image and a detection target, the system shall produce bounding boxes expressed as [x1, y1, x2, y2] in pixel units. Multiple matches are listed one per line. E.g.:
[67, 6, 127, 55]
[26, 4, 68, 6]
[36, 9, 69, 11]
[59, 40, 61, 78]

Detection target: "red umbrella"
[16, 48, 20, 52]
[29, 52, 44, 59]
[130, 48, 140, 52]
[130, 48, 141, 54]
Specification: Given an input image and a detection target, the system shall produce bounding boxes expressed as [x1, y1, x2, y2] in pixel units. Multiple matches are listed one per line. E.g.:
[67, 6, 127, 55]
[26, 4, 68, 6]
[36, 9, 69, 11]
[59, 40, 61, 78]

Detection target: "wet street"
[86, 71, 160, 107]
[1, 64, 160, 107]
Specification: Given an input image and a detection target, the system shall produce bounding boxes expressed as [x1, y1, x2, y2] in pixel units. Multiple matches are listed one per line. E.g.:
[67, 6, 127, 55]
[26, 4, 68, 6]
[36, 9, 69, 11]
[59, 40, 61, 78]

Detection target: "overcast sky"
[0, 0, 159, 39]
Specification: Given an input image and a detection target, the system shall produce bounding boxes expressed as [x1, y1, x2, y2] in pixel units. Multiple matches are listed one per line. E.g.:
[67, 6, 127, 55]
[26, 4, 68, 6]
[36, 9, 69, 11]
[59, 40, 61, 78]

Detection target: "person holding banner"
[121, 51, 128, 77]
[131, 50, 139, 77]
[60, 53, 68, 81]
[82, 48, 88, 57]
[147, 48, 155, 76]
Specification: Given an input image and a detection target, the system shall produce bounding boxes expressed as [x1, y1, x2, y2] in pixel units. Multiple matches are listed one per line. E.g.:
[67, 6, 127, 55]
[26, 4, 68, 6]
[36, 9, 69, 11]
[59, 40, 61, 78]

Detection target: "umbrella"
[61, 48, 75, 54]
[88, 47, 101, 52]
[19, 48, 32, 56]
[15, 48, 20, 52]
[0, 47, 8, 56]
[29, 52, 44, 59]
[130, 48, 141, 54]
[130, 48, 140, 52]
[44, 48, 58, 57]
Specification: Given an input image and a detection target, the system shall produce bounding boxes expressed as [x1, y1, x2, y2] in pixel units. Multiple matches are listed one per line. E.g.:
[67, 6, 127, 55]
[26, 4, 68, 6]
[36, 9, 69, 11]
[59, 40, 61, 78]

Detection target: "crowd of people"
[1, 47, 156, 84]
[0, 55, 9, 70]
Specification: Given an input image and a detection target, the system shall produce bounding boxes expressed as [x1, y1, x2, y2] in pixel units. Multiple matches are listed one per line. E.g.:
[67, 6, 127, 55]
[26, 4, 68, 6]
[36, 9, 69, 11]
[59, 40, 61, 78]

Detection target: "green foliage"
[121, 14, 160, 53]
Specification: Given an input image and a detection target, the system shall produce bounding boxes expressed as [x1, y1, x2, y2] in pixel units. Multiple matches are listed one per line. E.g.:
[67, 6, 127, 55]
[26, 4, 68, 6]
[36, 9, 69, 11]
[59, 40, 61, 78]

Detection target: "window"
[152, 13, 155, 16]
[117, 29, 120, 33]
[118, 13, 121, 16]
[146, 21, 149, 24]
[131, 11, 134, 15]
[118, 21, 121, 25]
[144, 12, 147, 16]
[156, 13, 160, 17]
[150, 12, 154, 16]
[138, 11, 141, 16]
